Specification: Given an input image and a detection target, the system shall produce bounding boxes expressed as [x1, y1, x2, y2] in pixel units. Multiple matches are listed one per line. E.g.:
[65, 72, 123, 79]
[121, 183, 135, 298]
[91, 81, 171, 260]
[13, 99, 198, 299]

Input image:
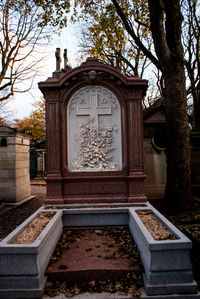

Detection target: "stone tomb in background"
[0, 126, 31, 205]
[39, 57, 148, 204]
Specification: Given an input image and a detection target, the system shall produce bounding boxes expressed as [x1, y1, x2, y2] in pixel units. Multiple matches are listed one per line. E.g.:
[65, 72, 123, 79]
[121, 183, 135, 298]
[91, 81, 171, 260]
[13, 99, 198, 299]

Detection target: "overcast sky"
[9, 24, 80, 121]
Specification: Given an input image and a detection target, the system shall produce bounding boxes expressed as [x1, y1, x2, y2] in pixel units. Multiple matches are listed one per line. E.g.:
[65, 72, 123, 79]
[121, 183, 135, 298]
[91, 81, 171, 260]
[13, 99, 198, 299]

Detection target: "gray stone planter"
[129, 204, 199, 295]
[0, 208, 63, 299]
[0, 203, 199, 298]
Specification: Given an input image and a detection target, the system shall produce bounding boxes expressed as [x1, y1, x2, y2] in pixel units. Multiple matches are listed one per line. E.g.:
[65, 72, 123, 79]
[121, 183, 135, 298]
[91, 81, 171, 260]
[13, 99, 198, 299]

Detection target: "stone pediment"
[144, 110, 166, 123]
[39, 57, 148, 98]
[143, 99, 166, 124]
[0, 126, 17, 136]
[0, 126, 16, 132]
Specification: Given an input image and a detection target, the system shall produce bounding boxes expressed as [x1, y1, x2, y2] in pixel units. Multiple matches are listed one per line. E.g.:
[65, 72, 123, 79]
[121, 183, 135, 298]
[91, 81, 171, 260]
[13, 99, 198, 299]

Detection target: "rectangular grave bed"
[0, 208, 63, 299]
[0, 204, 199, 298]
[45, 227, 144, 297]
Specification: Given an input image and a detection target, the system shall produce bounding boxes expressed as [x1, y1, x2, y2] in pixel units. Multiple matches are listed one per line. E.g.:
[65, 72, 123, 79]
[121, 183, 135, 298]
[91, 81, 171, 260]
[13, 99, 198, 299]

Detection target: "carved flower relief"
[69, 99, 77, 112]
[71, 121, 120, 171]
[68, 85, 122, 171]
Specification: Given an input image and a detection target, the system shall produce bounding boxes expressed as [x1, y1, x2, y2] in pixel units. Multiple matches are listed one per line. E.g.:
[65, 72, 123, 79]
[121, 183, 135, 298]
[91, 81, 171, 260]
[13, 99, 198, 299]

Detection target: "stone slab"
[46, 229, 143, 284]
[5, 195, 35, 206]
[0, 272, 45, 289]
[145, 269, 194, 285]
[42, 288, 200, 299]
[143, 276, 199, 296]
[62, 208, 129, 228]
[0, 276, 46, 299]
[43, 289, 200, 299]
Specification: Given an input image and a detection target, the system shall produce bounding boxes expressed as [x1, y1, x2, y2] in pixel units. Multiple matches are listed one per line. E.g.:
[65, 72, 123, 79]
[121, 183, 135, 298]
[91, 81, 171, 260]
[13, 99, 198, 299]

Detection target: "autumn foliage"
[13, 98, 45, 140]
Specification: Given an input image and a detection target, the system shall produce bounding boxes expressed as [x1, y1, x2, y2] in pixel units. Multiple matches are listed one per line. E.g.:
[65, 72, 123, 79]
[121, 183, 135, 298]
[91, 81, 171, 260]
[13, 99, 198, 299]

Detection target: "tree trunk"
[193, 87, 200, 132]
[147, 0, 192, 214]
[162, 69, 192, 213]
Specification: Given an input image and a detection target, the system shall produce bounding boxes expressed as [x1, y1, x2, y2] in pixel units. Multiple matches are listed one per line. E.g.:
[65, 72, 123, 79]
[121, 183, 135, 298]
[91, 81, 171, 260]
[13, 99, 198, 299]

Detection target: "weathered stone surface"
[0, 126, 31, 203]
[68, 85, 122, 172]
[128, 204, 198, 295]
[0, 209, 63, 299]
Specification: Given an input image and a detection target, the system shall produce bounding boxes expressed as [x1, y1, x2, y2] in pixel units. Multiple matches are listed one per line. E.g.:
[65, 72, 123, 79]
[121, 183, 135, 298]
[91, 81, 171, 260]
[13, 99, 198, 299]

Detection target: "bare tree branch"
[111, 0, 161, 69]
[0, 0, 65, 102]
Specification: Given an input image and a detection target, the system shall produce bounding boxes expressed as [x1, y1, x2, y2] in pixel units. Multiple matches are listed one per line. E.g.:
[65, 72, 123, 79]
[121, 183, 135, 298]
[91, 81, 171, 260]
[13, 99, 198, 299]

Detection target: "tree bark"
[163, 69, 191, 213]
[148, 0, 192, 213]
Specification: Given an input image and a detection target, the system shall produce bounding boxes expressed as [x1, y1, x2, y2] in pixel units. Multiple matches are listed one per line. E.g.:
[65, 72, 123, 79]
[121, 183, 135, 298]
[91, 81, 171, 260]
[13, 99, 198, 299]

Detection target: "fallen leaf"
[58, 265, 68, 270]
[64, 291, 73, 298]
[128, 285, 136, 294]
[95, 230, 103, 235]
[85, 248, 93, 252]
[88, 280, 96, 288]
[119, 291, 128, 296]
[74, 286, 80, 294]
[59, 282, 66, 293]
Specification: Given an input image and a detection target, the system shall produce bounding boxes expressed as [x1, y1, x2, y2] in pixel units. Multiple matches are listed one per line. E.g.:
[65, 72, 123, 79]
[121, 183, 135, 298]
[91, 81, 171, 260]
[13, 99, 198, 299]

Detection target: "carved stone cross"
[76, 92, 111, 130]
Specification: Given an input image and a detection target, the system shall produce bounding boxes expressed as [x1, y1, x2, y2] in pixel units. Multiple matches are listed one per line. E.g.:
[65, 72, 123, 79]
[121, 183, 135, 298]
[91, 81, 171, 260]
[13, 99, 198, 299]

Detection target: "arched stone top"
[39, 57, 148, 97]
[67, 85, 122, 172]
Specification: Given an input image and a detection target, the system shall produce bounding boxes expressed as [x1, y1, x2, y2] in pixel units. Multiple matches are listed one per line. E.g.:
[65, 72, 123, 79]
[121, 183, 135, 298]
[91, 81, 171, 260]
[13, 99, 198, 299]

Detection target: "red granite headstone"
[39, 56, 148, 204]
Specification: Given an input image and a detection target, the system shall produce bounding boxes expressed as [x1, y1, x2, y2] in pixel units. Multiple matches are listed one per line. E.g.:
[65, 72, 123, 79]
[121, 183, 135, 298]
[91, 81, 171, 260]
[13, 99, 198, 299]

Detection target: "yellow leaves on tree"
[13, 98, 45, 140]
[0, 117, 8, 126]
[73, 0, 151, 76]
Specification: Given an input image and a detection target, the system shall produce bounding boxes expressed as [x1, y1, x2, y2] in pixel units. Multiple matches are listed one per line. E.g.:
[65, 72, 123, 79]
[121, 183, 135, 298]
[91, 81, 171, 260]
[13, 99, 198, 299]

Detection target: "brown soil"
[137, 210, 176, 240]
[13, 212, 55, 244]
[0, 195, 44, 242]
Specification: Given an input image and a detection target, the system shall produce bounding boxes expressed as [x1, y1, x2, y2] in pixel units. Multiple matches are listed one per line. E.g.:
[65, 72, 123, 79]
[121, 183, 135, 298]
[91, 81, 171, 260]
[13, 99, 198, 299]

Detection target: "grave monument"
[0, 126, 31, 205]
[39, 50, 148, 204]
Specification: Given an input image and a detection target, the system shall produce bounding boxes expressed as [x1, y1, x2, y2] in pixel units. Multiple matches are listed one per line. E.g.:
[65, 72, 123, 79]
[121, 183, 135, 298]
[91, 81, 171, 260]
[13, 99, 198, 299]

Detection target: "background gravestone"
[0, 126, 31, 205]
[39, 56, 148, 204]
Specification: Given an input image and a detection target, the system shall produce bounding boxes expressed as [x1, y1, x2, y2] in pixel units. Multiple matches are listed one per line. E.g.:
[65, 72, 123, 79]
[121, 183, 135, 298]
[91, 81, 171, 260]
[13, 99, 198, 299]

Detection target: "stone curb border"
[0, 208, 63, 299]
[0, 202, 199, 298]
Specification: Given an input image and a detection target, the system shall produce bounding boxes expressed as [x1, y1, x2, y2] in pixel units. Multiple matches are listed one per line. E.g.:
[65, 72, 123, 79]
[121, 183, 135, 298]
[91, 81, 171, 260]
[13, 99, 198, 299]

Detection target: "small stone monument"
[0, 126, 31, 204]
[39, 53, 148, 204]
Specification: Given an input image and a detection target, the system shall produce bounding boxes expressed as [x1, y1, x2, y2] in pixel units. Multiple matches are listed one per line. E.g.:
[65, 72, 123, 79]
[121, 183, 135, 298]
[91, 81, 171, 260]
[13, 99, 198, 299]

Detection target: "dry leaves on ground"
[137, 210, 176, 240]
[13, 212, 55, 244]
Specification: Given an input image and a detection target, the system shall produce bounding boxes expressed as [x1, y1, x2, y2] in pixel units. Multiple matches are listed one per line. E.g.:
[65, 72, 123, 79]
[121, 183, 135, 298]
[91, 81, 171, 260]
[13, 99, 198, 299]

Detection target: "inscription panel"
[67, 86, 122, 171]
[63, 181, 127, 195]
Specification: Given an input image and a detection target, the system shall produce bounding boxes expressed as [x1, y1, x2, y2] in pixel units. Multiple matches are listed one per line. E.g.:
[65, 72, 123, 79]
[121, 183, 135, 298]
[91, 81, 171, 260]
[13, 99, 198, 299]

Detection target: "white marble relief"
[67, 86, 122, 171]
